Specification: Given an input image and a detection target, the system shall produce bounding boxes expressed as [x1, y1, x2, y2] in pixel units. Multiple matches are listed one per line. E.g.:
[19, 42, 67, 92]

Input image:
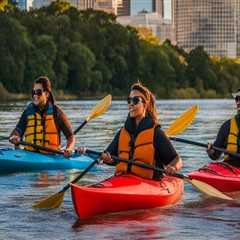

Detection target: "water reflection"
[72, 207, 179, 239]
[31, 172, 66, 188]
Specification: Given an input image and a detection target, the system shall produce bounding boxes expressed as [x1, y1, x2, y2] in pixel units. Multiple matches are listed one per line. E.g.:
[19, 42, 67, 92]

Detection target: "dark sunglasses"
[235, 96, 240, 102]
[32, 89, 44, 97]
[127, 96, 144, 105]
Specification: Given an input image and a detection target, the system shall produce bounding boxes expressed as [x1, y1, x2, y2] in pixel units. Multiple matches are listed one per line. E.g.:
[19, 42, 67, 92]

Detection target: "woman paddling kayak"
[186, 89, 240, 197]
[9, 76, 75, 157]
[207, 89, 240, 166]
[79, 82, 182, 179]
[73, 82, 183, 219]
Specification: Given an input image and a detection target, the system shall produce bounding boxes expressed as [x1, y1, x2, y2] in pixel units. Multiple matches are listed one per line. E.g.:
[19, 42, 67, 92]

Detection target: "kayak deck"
[71, 174, 184, 219]
[188, 162, 240, 194]
[0, 148, 97, 174]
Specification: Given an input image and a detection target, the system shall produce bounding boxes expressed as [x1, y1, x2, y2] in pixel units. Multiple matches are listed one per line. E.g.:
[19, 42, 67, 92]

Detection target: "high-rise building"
[156, 0, 164, 17]
[237, 0, 240, 56]
[15, 0, 32, 10]
[78, 0, 94, 9]
[117, 11, 174, 42]
[32, 0, 94, 10]
[117, 0, 130, 16]
[173, 0, 240, 57]
[94, 0, 119, 14]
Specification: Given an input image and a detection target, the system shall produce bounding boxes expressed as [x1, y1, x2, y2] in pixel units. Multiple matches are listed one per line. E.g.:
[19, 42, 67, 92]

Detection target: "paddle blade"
[86, 94, 112, 122]
[165, 105, 199, 136]
[188, 178, 233, 200]
[32, 191, 65, 209]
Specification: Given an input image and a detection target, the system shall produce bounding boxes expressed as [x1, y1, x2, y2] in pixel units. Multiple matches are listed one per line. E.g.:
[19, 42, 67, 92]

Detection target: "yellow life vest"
[24, 104, 60, 152]
[115, 127, 155, 179]
[225, 116, 240, 160]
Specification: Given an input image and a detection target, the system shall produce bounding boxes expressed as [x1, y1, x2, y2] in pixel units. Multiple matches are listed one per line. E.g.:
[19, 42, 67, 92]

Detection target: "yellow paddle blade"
[165, 105, 199, 136]
[86, 94, 112, 122]
[33, 192, 65, 209]
[187, 178, 233, 200]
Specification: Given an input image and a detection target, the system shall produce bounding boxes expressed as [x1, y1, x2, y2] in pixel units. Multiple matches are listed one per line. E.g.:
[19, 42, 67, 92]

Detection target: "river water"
[0, 99, 240, 240]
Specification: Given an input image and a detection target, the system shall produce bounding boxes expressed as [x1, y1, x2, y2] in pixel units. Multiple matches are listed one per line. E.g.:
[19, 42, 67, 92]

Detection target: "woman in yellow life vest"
[207, 89, 240, 166]
[79, 82, 182, 179]
[9, 76, 75, 157]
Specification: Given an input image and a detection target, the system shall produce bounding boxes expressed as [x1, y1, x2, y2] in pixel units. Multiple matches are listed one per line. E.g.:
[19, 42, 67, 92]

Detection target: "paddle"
[170, 137, 240, 159]
[165, 105, 199, 136]
[85, 149, 233, 201]
[73, 94, 112, 135]
[33, 104, 199, 209]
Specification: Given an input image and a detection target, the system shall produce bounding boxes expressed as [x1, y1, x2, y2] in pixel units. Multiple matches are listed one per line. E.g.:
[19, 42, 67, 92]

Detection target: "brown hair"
[34, 76, 55, 105]
[131, 82, 158, 125]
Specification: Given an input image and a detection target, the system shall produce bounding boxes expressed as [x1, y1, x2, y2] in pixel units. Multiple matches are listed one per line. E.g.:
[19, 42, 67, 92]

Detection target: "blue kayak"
[0, 148, 98, 174]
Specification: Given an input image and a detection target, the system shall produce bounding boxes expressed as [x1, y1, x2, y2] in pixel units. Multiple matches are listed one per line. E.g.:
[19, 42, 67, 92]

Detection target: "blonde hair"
[131, 82, 158, 125]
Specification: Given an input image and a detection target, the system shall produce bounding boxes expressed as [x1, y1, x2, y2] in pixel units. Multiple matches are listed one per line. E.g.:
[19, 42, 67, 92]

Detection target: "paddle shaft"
[85, 149, 186, 180]
[170, 137, 240, 159]
[73, 120, 87, 135]
[19, 141, 63, 155]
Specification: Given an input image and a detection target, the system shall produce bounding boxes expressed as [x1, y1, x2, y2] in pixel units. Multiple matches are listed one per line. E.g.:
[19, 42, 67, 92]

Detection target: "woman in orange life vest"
[9, 76, 75, 157]
[79, 82, 182, 178]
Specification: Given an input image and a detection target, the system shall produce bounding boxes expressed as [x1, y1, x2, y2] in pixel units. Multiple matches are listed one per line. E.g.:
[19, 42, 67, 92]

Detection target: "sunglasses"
[32, 89, 44, 97]
[127, 96, 144, 105]
[235, 96, 240, 102]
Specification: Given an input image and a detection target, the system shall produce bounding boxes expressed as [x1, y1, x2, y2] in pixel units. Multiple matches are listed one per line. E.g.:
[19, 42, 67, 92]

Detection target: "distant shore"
[0, 84, 232, 101]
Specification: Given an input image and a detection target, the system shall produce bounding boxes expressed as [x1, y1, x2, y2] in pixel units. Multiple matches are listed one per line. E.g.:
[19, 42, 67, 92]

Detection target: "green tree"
[66, 42, 96, 92]
[0, 14, 29, 92]
[24, 35, 57, 89]
[186, 46, 218, 94]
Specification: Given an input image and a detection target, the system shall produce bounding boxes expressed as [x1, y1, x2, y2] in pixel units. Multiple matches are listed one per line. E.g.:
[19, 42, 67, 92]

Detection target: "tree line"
[0, 0, 240, 99]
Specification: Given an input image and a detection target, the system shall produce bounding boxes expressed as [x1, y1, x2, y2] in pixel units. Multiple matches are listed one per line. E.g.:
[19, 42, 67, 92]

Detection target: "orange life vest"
[24, 104, 60, 152]
[115, 127, 155, 179]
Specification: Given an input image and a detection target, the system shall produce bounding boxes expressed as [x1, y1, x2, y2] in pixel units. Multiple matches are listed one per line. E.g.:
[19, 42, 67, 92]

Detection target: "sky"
[130, 0, 172, 19]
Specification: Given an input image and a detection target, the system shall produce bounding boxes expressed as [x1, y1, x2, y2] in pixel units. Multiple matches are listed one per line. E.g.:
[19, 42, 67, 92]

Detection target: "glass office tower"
[173, 0, 240, 57]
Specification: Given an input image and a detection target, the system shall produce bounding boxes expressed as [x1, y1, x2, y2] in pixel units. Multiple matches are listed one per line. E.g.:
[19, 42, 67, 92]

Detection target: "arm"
[164, 154, 183, 175]
[154, 127, 182, 175]
[9, 108, 28, 145]
[54, 105, 76, 155]
[207, 120, 230, 160]
[101, 130, 121, 166]
[106, 130, 120, 156]
[65, 135, 76, 154]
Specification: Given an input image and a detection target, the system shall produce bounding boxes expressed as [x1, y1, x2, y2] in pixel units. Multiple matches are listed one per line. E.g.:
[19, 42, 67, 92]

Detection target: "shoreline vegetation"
[0, 83, 230, 101]
[0, 1, 240, 101]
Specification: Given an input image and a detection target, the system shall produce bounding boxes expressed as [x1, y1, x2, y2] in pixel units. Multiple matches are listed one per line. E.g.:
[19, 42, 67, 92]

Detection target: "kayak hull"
[188, 162, 240, 193]
[0, 148, 97, 174]
[71, 174, 184, 219]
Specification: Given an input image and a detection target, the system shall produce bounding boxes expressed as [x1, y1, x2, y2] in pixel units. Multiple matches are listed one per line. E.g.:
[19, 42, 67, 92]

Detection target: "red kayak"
[188, 162, 240, 194]
[71, 174, 183, 219]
